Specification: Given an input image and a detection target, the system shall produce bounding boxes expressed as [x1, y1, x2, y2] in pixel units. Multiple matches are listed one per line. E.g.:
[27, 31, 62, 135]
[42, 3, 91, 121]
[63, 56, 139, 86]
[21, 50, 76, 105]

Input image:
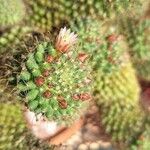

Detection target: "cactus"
[25, 0, 139, 32]
[0, 103, 26, 150]
[26, 0, 66, 32]
[26, 0, 52, 31]
[131, 125, 150, 150]
[57, 0, 138, 21]
[71, 20, 125, 73]
[0, 26, 31, 53]
[72, 20, 148, 145]
[95, 60, 147, 144]
[119, 17, 150, 81]
[0, 0, 25, 28]
[18, 27, 92, 126]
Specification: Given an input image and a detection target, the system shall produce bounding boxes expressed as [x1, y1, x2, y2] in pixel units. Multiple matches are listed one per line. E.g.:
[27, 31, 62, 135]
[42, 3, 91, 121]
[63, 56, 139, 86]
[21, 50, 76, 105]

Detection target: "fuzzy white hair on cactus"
[55, 27, 77, 53]
[24, 109, 58, 139]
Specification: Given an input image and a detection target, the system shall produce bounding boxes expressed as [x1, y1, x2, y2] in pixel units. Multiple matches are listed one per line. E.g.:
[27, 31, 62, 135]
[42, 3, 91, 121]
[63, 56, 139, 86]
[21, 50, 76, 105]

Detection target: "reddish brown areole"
[35, 76, 45, 86]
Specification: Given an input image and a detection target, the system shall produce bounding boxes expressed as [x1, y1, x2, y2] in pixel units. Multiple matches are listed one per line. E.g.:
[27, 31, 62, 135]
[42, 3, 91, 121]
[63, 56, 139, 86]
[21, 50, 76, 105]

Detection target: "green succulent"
[131, 125, 150, 150]
[0, 26, 31, 53]
[25, 0, 139, 32]
[0, 0, 25, 28]
[120, 17, 150, 81]
[26, 0, 65, 32]
[0, 103, 26, 150]
[72, 19, 148, 145]
[72, 20, 125, 73]
[58, 0, 138, 21]
[18, 38, 92, 126]
[95, 59, 148, 144]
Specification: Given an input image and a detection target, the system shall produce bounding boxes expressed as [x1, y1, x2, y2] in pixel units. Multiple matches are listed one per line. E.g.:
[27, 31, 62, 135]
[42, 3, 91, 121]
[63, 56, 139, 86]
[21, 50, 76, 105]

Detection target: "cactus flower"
[55, 27, 77, 53]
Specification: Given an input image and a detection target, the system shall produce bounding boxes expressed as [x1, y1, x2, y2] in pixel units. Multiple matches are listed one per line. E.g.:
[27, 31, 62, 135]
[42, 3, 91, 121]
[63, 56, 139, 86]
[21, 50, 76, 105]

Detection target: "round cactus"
[72, 19, 149, 145]
[120, 17, 150, 81]
[0, 26, 31, 53]
[26, 0, 53, 31]
[18, 27, 92, 126]
[26, 0, 66, 32]
[57, 0, 139, 21]
[0, 103, 26, 150]
[25, 0, 139, 32]
[71, 20, 125, 73]
[95, 60, 147, 144]
[0, 0, 25, 28]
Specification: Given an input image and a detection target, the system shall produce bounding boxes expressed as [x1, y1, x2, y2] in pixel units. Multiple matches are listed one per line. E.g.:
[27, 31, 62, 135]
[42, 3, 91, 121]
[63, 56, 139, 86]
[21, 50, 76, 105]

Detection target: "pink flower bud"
[55, 27, 77, 53]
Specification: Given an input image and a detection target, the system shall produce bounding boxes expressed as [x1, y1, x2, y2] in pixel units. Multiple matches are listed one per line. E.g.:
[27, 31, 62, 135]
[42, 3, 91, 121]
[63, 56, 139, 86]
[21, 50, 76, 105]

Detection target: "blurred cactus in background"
[72, 20, 125, 73]
[0, 103, 26, 150]
[0, 0, 25, 29]
[0, 26, 31, 53]
[131, 125, 150, 150]
[25, 0, 139, 32]
[95, 60, 147, 144]
[120, 17, 150, 81]
[60, 0, 137, 20]
[73, 20, 149, 147]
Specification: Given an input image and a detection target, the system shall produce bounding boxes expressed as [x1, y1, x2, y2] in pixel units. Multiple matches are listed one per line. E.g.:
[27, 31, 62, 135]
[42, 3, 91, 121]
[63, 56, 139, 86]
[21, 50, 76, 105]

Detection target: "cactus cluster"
[0, 103, 26, 150]
[0, 0, 25, 28]
[0, 1, 150, 149]
[18, 28, 92, 126]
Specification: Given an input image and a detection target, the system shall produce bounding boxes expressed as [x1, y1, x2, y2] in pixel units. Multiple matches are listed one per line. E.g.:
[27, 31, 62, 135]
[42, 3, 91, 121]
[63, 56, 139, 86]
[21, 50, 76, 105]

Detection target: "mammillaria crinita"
[18, 27, 92, 127]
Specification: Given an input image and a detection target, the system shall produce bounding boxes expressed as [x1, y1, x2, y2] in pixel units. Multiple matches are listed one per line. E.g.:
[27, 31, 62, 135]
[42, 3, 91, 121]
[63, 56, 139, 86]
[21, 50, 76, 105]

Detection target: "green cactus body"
[18, 40, 92, 126]
[72, 20, 148, 144]
[0, 26, 31, 53]
[0, 0, 25, 28]
[26, 0, 65, 31]
[131, 126, 150, 150]
[26, 0, 138, 31]
[0, 103, 26, 150]
[72, 20, 125, 73]
[120, 18, 150, 81]
[26, 0, 52, 31]
[58, 0, 137, 21]
[95, 60, 147, 144]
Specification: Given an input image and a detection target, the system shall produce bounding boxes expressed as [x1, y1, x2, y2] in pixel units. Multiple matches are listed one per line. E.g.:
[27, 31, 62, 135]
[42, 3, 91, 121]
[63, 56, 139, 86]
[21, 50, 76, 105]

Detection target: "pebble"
[89, 142, 101, 150]
[78, 144, 88, 150]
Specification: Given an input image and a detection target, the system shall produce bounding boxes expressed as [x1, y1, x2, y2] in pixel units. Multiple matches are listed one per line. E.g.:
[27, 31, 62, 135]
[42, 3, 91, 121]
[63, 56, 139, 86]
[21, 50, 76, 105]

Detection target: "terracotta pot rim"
[47, 117, 84, 145]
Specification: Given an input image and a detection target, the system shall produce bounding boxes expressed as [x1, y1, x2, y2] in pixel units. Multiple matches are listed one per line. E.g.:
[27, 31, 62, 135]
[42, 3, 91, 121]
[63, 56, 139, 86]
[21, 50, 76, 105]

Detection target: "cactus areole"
[18, 28, 92, 125]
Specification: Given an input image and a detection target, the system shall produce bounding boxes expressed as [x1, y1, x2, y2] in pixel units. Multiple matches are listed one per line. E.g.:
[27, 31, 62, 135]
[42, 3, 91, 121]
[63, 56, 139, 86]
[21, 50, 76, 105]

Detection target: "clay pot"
[48, 117, 84, 145]
[24, 108, 84, 145]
